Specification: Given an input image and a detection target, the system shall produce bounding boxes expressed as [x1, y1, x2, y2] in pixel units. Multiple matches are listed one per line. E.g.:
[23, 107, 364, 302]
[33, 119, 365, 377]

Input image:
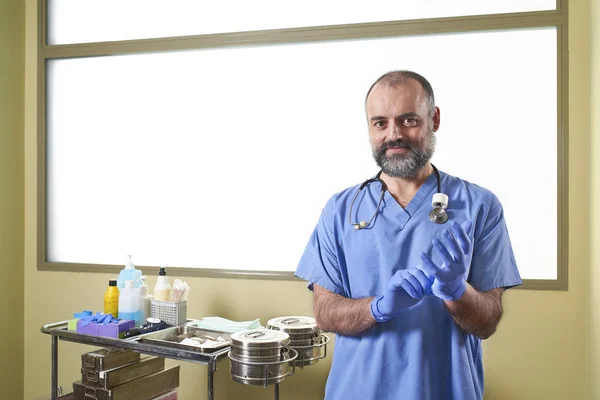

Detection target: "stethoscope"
[348, 164, 449, 230]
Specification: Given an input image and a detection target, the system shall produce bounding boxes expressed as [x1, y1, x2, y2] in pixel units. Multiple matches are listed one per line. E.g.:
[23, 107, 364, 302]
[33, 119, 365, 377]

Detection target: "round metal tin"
[230, 329, 289, 348]
[266, 316, 319, 333]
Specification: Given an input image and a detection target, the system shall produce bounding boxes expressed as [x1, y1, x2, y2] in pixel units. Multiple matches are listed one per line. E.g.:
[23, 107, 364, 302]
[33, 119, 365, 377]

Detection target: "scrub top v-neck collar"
[380, 170, 439, 228]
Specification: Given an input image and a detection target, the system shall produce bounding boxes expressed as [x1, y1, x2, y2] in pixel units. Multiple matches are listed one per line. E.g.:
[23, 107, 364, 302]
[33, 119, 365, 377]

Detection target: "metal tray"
[139, 326, 231, 353]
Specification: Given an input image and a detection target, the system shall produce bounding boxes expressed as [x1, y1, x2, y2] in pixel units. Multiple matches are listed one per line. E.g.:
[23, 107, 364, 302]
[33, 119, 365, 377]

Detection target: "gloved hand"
[370, 267, 433, 323]
[418, 220, 473, 301]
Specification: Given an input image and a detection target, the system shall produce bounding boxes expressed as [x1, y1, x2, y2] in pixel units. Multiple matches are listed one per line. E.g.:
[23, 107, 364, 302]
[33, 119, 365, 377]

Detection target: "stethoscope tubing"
[348, 164, 446, 229]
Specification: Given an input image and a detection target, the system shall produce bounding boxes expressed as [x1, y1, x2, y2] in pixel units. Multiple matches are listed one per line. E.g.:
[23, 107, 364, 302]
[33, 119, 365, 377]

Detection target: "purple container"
[77, 318, 135, 338]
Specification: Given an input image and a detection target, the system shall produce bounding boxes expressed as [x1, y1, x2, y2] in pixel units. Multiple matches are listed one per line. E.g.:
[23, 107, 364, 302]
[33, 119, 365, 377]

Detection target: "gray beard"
[372, 129, 436, 179]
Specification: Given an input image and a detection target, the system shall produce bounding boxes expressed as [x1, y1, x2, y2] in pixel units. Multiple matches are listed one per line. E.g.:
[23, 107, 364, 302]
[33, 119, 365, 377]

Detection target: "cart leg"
[274, 383, 279, 400]
[208, 358, 215, 400]
[51, 335, 58, 400]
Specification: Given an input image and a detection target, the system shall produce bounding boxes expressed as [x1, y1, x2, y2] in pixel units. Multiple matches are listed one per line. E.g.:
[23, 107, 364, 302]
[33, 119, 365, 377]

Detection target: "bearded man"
[295, 70, 522, 400]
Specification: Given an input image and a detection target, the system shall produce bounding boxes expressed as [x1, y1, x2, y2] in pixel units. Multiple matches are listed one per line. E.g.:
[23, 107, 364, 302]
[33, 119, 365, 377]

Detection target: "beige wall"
[20, 1, 597, 400]
[0, 0, 25, 398]
[588, 0, 600, 397]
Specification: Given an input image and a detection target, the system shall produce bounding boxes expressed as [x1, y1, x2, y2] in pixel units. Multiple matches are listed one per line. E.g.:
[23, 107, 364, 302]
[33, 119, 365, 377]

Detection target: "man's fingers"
[390, 270, 422, 298]
[388, 270, 405, 290]
[411, 268, 432, 292]
[419, 252, 441, 277]
[432, 238, 455, 265]
[452, 220, 472, 254]
[462, 220, 473, 237]
[399, 279, 418, 298]
[405, 274, 424, 298]
[441, 230, 461, 260]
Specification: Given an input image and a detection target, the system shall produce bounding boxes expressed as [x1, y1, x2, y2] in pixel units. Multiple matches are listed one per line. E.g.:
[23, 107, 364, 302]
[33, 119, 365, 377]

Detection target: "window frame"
[37, 0, 569, 290]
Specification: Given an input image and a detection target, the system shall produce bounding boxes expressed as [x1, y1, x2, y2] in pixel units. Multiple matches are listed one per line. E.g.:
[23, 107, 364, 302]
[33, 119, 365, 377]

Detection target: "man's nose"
[388, 122, 403, 140]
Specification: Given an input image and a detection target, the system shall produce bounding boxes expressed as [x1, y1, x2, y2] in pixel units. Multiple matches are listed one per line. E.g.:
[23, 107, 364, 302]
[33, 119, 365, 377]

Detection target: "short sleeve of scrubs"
[469, 195, 522, 293]
[295, 197, 345, 295]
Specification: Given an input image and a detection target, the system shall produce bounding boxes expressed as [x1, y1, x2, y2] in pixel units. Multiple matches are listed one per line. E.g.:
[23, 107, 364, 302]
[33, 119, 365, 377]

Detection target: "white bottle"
[118, 280, 141, 326]
[138, 276, 153, 324]
[154, 267, 172, 302]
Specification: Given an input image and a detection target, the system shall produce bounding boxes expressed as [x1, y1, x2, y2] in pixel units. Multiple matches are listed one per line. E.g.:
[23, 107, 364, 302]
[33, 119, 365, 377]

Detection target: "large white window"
[41, 1, 568, 288]
[46, 28, 557, 279]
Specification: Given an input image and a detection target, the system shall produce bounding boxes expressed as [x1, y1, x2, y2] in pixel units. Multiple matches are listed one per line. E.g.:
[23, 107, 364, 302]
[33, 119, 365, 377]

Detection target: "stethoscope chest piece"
[428, 192, 449, 224]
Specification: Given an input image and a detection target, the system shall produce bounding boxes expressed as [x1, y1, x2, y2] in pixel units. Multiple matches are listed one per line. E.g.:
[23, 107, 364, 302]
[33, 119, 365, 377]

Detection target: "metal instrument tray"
[81, 348, 140, 372]
[73, 365, 179, 400]
[81, 356, 165, 389]
[139, 326, 231, 353]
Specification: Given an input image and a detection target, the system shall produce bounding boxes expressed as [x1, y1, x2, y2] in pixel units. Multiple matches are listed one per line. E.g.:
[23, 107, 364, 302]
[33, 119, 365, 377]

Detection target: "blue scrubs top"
[295, 170, 522, 400]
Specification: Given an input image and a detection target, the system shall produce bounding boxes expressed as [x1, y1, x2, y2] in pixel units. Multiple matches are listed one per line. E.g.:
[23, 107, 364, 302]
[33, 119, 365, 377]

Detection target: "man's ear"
[432, 106, 441, 132]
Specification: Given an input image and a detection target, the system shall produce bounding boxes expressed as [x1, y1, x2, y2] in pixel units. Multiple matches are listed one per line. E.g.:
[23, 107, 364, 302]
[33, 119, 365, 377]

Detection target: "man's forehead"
[366, 80, 427, 113]
[368, 80, 424, 100]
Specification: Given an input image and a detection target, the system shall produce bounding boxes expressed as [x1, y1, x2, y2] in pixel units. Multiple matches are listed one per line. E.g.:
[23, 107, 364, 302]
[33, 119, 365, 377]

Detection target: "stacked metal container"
[228, 328, 298, 387]
[72, 348, 180, 400]
[266, 316, 329, 368]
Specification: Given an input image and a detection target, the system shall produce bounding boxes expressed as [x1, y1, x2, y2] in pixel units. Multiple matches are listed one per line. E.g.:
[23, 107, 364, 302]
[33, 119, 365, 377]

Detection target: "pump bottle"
[117, 255, 142, 290]
[154, 267, 172, 302]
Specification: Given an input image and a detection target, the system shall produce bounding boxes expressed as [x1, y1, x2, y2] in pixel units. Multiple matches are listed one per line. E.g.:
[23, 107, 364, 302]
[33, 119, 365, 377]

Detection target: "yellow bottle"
[104, 279, 120, 318]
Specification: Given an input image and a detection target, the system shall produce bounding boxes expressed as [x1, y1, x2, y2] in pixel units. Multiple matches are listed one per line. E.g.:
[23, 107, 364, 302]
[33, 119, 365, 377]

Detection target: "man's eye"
[374, 121, 386, 128]
[403, 118, 418, 126]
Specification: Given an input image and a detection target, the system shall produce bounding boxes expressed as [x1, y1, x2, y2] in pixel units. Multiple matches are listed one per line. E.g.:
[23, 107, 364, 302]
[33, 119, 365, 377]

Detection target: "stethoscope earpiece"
[349, 164, 449, 230]
[354, 221, 367, 230]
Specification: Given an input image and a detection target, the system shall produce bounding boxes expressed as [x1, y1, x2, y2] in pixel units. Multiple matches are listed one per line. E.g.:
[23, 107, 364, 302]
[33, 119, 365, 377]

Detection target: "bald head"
[365, 70, 436, 116]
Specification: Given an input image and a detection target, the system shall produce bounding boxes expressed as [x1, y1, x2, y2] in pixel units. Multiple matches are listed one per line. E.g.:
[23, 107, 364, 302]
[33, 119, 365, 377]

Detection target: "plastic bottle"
[117, 255, 142, 290]
[131, 285, 142, 327]
[154, 267, 172, 302]
[103, 279, 120, 318]
[118, 280, 141, 326]
[138, 276, 153, 325]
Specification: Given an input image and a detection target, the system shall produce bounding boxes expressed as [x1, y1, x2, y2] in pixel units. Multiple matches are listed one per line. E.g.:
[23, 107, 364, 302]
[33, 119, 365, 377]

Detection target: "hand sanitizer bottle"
[154, 267, 172, 302]
[117, 255, 142, 290]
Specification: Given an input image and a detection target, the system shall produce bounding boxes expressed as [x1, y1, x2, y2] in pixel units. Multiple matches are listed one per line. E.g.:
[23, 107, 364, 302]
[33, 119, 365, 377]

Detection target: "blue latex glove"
[79, 314, 95, 327]
[79, 312, 117, 327]
[98, 313, 114, 325]
[419, 220, 473, 301]
[74, 311, 93, 319]
[370, 267, 433, 323]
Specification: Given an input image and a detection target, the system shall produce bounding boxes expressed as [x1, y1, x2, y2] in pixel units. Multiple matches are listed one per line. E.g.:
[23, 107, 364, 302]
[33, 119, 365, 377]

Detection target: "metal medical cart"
[41, 321, 230, 400]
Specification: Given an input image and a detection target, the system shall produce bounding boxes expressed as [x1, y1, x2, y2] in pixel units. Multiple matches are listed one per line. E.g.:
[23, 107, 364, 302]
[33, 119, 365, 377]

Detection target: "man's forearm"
[313, 285, 376, 336]
[444, 283, 503, 339]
